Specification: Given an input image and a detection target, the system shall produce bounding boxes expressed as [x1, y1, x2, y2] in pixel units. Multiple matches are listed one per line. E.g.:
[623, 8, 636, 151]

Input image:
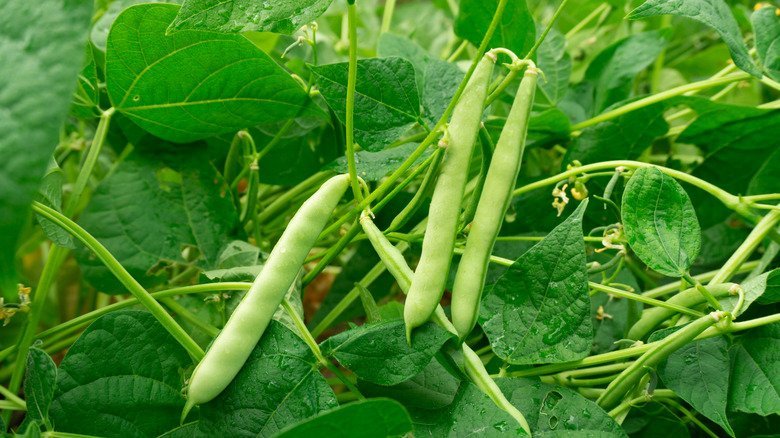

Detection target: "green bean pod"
[597, 311, 727, 410]
[182, 174, 349, 420]
[404, 53, 496, 342]
[361, 214, 530, 433]
[627, 282, 735, 341]
[451, 66, 538, 341]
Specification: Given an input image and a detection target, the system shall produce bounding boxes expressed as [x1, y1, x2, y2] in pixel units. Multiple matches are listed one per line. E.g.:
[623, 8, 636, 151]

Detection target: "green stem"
[380, 0, 396, 34]
[589, 282, 703, 317]
[565, 3, 609, 38]
[0, 401, 25, 411]
[255, 172, 333, 225]
[447, 40, 470, 63]
[345, 2, 363, 203]
[302, 219, 360, 286]
[315, 0, 511, 242]
[571, 72, 751, 131]
[65, 108, 115, 217]
[663, 399, 720, 438]
[161, 297, 219, 338]
[597, 311, 726, 409]
[511, 161, 739, 211]
[0, 384, 26, 408]
[31, 202, 204, 361]
[3, 109, 115, 427]
[682, 273, 722, 311]
[525, 0, 569, 59]
[707, 207, 780, 286]
[282, 297, 365, 400]
[642, 261, 758, 298]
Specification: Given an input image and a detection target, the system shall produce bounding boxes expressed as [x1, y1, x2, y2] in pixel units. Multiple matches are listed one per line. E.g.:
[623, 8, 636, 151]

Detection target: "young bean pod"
[597, 311, 727, 410]
[182, 174, 350, 421]
[360, 213, 530, 433]
[403, 53, 496, 342]
[451, 64, 538, 341]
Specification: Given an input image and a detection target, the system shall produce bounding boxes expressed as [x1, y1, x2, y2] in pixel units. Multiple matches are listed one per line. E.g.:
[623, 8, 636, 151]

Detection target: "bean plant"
[2, 0, 780, 437]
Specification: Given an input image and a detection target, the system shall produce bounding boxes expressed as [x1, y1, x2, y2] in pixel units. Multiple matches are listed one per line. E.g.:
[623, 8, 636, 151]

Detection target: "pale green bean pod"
[451, 65, 538, 341]
[182, 174, 350, 421]
[403, 53, 496, 342]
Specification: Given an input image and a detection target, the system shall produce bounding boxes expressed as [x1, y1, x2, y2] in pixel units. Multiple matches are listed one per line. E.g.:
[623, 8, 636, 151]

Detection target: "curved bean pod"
[182, 174, 350, 421]
[404, 53, 496, 342]
[451, 65, 538, 341]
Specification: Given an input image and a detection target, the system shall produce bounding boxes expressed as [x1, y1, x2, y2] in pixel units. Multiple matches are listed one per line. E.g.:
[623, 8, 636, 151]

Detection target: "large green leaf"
[311, 57, 422, 152]
[728, 322, 780, 416]
[106, 4, 318, 143]
[621, 167, 700, 277]
[622, 402, 691, 438]
[410, 382, 526, 437]
[91, 0, 181, 53]
[358, 356, 460, 410]
[535, 27, 571, 106]
[564, 102, 669, 166]
[320, 320, 454, 386]
[753, 7, 780, 81]
[74, 139, 238, 293]
[480, 200, 592, 364]
[273, 399, 412, 438]
[454, 0, 535, 60]
[497, 378, 628, 437]
[628, 0, 761, 77]
[0, 0, 92, 293]
[377, 33, 463, 126]
[169, 0, 332, 34]
[49, 311, 193, 437]
[323, 142, 433, 182]
[582, 30, 668, 115]
[658, 336, 733, 436]
[194, 321, 337, 437]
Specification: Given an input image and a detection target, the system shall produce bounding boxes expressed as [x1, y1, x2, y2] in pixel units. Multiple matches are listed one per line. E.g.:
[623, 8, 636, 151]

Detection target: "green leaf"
[621, 167, 701, 277]
[658, 336, 734, 436]
[454, 0, 536, 60]
[307, 242, 396, 330]
[169, 0, 333, 35]
[90, 0, 181, 53]
[622, 402, 691, 438]
[320, 319, 454, 386]
[480, 200, 592, 364]
[323, 143, 433, 181]
[496, 377, 628, 437]
[157, 423, 198, 438]
[535, 27, 571, 105]
[22, 348, 57, 428]
[195, 321, 337, 437]
[628, 0, 761, 77]
[311, 57, 422, 152]
[74, 139, 238, 293]
[728, 322, 780, 416]
[377, 33, 463, 126]
[49, 310, 193, 437]
[410, 382, 525, 437]
[720, 269, 777, 314]
[753, 7, 780, 81]
[273, 399, 412, 438]
[582, 30, 669, 115]
[358, 356, 460, 410]
[757, 269, 780, 305]
[0, 0, 92, 293]
[106, 4, 319, 143]
[564, 102, 669, 166]
[34, 165, 75, 249]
